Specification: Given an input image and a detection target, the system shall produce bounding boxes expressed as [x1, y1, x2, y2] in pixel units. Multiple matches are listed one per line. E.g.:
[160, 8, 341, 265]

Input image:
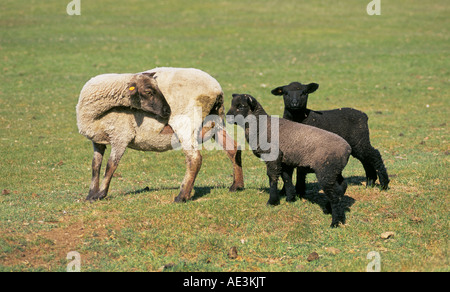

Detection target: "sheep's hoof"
[174, 196, 188, 203]
[266, 199, 280, 206]
[229, 183, 244, 192]
[86, 192, 106, 203]
[380, 184, 389, 191]
[366, 178, 376, 188]
[286, 196, 296, 203]
[330, 222, 340, 228]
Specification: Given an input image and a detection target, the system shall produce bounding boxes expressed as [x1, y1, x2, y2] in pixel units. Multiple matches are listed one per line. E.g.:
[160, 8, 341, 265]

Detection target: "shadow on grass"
[122, 176, 363, 214]
[122, 185, 226, 201]
[261, 176, 363, 216]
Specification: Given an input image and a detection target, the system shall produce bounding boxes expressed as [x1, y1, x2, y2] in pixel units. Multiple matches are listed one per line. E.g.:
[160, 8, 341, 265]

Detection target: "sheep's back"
[76, 73, 134, 137]
[277, 118, 351, 169]
[144, 67, 223, 120]
[304, 108, 369, 148]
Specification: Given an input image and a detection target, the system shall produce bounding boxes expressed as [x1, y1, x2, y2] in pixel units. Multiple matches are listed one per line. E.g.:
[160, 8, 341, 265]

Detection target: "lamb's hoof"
[366, 179, 376, 188]
[330, 222, 340, 228]
[330, 215, 346, 228]
[286, 196, 296, 203]
[380, 184, 389, 191]
[266, 199, 280, 206]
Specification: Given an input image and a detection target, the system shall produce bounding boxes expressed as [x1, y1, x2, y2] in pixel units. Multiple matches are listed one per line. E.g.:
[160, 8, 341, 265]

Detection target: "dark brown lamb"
[226, 94, 351, 227]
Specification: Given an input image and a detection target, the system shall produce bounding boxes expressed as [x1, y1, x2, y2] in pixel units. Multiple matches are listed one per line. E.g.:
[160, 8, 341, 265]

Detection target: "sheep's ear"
[142, 72, 156, 79]
[127, 82, 138, 96]
[306, 83, 319, 94]
[271, 86, 284, 96]
[247, 95, 258, 110]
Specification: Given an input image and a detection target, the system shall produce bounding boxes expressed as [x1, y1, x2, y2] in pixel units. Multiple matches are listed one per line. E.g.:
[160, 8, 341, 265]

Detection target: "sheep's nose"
[162, 106, 171, 117]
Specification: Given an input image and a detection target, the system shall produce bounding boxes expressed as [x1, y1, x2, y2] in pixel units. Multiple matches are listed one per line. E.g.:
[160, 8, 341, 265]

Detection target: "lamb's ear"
[271, 86, 285, 96]
[127, 82, 138, 96]
[247, 95, 258, 110]
[142, 72, 156, 79]
[306, 83, 319, 94]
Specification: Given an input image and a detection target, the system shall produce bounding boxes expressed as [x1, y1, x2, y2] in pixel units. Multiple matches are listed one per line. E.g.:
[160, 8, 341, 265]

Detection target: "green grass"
[0, 0, 448, 271]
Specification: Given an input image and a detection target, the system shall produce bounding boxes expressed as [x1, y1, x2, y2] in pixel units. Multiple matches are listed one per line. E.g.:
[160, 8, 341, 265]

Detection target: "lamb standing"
[76, 68, 244, 202]
[272, 82, 389, 190]
[227, 94, 351, 227]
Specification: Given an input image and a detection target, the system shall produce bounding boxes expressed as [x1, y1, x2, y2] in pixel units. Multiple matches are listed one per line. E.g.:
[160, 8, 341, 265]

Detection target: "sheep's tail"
[199, 93, 225, 142]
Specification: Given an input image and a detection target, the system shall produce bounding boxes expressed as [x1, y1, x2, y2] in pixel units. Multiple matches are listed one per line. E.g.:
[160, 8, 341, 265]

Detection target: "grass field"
[0, 0, 448, 272]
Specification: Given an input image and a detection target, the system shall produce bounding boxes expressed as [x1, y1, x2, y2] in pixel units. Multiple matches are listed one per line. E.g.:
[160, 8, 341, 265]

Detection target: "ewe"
[77, 68, 244, 202]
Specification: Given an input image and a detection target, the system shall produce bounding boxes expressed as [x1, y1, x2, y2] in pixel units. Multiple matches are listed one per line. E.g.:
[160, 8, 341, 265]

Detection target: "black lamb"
[226, 93, 352, 227]
[271, 82, 389, 190]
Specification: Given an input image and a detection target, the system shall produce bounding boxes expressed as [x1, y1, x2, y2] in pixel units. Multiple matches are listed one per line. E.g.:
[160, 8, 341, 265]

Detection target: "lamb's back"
[277, 118, 351, 169]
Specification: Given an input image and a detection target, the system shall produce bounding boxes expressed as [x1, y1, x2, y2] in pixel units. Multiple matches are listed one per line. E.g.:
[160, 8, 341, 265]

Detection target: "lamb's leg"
[295, 169, 307, 198]
[266, 160, 282, 206]
[318, 173, 346, 228]
[361, 160, 378, 187]
[86, 143, 127, 201]
[215, 129, 244, 192]
[371, 148, 390, 190]
[87, 142, 106, 200]
[356, 147, 389, 190]
[174, 149, 202, 203]
[281, 166, 296, 202]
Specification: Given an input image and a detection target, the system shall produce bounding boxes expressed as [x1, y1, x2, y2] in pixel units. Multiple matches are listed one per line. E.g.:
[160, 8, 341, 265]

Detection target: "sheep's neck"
[284, 108, 311, 122]
[244, 103, 272, 148]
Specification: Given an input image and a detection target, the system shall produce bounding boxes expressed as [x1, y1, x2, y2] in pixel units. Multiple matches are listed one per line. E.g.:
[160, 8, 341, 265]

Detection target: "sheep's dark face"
[271, 82, 319, 111]
[226, 94, 257, 123]
[128, 73, 171, 119]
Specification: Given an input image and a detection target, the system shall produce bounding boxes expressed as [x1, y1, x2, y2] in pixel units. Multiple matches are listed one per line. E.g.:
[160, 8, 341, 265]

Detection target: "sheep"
[271, 82, 390, 190]
[226, 94, 352, 227]
[76, 67, 244, 202]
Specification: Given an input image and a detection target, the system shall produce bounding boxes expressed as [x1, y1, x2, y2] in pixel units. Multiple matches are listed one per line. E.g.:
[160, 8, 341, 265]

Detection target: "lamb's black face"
[128, 73, 171, 119]
[271, 82, 319, 111]
[226, 94, 257, 123]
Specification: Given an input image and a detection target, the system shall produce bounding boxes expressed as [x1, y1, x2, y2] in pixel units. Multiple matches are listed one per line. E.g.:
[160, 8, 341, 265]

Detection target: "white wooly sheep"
[76, 67, 244, 202]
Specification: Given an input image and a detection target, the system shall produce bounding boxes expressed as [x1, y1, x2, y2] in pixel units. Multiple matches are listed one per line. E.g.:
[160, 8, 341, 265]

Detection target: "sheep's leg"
[265, 160, 282, 206]
[281, 166, 296, 202]
[318, 173, 346, 228]
[87, 142, 106, 200]
[371, 148, 390, 190]
[174, 149, 202, 203]
[357, 147, 389, 190]
[295, 169, 307, 198]
[361, 160, 378, 187]
[215, 129, 244, 192]
[323, 183, 346, 228]
[86, 143, 127, 201]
